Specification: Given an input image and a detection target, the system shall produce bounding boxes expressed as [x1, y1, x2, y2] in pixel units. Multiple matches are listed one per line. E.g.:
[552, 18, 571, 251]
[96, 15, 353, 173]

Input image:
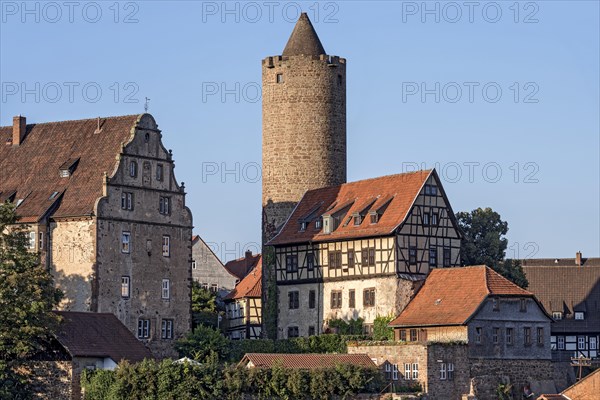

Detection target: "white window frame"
[578, 336, 586, 350]
[138, 319, 150, 338]
[412, 363, 419, 379]
[162, 279, 170, 299]
[447, 363, 454, 380]
[384, 363, 391, 380]
[121, 192, 133, 210]
[404, 363, 411, 380]
[28, 231, 36, 249]
[558, 336, 565, 350]
[156, 164, 164, 181]
[161, 319, 173, 339]
[121, 232, 131, 254]
[575, 312, 584, 320]
[392, 364, 398, 381]
[162, 235, 170, 257]
[38, 232, 44, 250]
[129, 161, 137, 177]
[553, 311, 563, 320]
[121, 276, 130, 298]
[440, 363, 447, 380]
[159, 196, 171, 215]
[589, 337, 597, 350]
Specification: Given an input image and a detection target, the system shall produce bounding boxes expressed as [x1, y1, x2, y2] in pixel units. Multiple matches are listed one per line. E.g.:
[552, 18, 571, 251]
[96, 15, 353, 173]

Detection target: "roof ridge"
[0, 114, 141, 129]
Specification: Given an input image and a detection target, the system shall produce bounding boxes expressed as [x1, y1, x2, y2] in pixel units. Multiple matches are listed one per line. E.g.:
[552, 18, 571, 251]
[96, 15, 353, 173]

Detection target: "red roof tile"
[268, 170, 433, 245]
[224, 253, 262, 280]
[54, 311, 152, 362]
[389, 266, 534, 327]
[240, 353, 376, 369]
[0, 115, 141, 221]
[225, 257, 262, 300]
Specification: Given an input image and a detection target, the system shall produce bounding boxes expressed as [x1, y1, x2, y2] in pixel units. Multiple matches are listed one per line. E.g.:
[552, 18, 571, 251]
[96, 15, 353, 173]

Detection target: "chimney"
[245, 250, 253, 275]
[575, 251, 582, 266]
[12, 115, 26, 146]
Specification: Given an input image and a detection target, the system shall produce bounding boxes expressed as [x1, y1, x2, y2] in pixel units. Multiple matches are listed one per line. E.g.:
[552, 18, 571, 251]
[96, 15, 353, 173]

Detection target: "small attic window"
[315, 219, 322, 229]
[16, 199, 24, 207]
[370, 212, 379, 224]
[300, 221, 307, 231]
[353, 214, 362, 226]
[49, 191, 59, 200]
[59, 158, 80, 178]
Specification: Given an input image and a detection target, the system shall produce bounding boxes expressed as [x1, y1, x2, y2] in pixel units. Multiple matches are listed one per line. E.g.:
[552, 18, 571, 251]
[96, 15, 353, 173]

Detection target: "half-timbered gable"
[267, 170, 462, 338]
[224, 257, 262, 340]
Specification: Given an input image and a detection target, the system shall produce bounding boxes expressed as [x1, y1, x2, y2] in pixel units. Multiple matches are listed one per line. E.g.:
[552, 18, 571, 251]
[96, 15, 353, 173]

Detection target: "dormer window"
[300, 221, 307, 231]
[370, 212, 379, 224]
[59, 157, 80, 178]
[575, 312, 584, 320]
[353, 213, 362, 226]
[315, 219, 322, 229]
[322, 215, 333, 234]
[552, 312, 563, 320]
[49, 191, 59, 200]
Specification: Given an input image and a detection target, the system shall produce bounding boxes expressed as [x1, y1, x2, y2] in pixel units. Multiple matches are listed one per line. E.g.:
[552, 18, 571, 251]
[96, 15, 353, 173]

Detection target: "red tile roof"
[0, 115, 141, 221]
[224, 253, 262, 280]
[268, 170, 435, 245]
[54, 311, 152, 362]
[389, 266, 535, 327]
[225, 257, 262, 300]
[239, 353, 376, 369]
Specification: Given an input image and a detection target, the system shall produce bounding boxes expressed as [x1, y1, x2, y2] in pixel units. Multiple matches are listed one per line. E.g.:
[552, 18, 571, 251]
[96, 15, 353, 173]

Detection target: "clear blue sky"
[1, 1, 598, 262]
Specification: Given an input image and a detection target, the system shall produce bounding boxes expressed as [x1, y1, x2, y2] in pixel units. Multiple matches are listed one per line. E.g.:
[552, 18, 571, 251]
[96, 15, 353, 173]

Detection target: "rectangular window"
[210, 283, 218, 293]
[429, 247, 437, 267]
[440, 363, 447, 380]
[524, 327, 532, 345]
[328, 251, 342, 269]
[431, 213, 438, 225]
[412, 363, 419, 379]
[308, 326, 316, 336]
[552, 312, 563, 320]
[493, 327, 499, 344]
[286, 255, 298, 272]
[404, 364, 411, 380]
[137, 319, 150, 338]
[423, 213, 429, 225]
[363, 324, 373, 336]
[578, 336, 585, 350]
[492, 298, 499, 311]
[370, 213, 379, 224]
[121, 192, 133, 210]
[443, 248, 451, 267]
[156, 164, 164, 181]
[385, 363, 392, 380]
[276, 73, 284, 83]
[589, 337, 597, 350]
[537, 328, 544, 345]
[331, 290, 342, 309]
[162, 235, 170, 257]
[287, 326, 299, 338]
[121, 276, 130, 298]
[38, 232, 44, 250]
[288, 291, 299, 309]
[475, 327, 482, 344]
[410, 329, 418, 342]
[121, 232, 131, 253]
[392, 364, 398, 381]
[575, 312, 584, 320]
[368, 248, 375, 266]
[349, 289, 355, 308]
[129, 161, 137, 177]
[447, 363, 454, 380]
[424, 184, 437, 196]
[159, 196, 171, 215]
[520, 298, 527, 312]
[354, 214, 362, 225]
[161, 319, 173, 339]
[558, 336, 565, 350]
[400, 330, 407, 341]
[27, 231, 35, 249]
[363, 288, 375, 307]
[361, 248, 375, 266]
[309, 290, 316, 309]
[162, 279, 170, 299]
[506, 328, 513, 345]
[192, 260, 196, 269]
[307, 253, 315, 271]
[347, 249, 355, 268]
[409, 246, 417, 265]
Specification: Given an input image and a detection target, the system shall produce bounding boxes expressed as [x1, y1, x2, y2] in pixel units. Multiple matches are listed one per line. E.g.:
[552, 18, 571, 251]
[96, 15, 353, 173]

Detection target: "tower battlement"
[262, 55, 346, 67]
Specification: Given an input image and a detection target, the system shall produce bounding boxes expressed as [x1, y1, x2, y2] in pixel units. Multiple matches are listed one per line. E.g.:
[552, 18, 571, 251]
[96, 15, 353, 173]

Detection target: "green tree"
[456, 207, 528, 288]
[0, 202, 62, 399]
[175, 325, 229, 362]
[191, 282, 223, 329]
[372, 315, 395, 341]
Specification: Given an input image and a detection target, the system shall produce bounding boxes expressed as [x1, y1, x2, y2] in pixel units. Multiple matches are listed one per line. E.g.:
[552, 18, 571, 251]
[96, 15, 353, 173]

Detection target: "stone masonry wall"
[19, 361, 73, 400]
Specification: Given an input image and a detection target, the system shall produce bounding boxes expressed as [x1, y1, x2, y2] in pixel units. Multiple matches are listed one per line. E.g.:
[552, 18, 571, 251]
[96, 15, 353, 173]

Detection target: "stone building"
[0, 114, 193, 358]
[522, 253, 600, 361]
[191, 235, 237, 297]
[347, 266, 555, 399]
[267, 169, 462, 338]
[224, 256, 262, 339]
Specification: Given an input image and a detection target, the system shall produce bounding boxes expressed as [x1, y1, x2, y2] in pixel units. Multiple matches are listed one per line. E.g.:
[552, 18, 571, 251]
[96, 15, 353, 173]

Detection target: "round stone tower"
[262, 12, 347, 242]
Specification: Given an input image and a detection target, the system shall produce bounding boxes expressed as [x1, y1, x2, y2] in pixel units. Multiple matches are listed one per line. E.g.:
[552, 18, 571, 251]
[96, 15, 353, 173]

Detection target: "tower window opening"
[338, 74, 342, 86]
[276, 73, 284, 83]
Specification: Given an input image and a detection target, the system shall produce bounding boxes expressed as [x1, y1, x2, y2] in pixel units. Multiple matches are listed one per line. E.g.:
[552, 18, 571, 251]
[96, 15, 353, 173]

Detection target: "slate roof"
[389, 266, 536, 327]
[522, 258, 600, 267]
[523, 263, 600, 333]
[269, 170, 440, 246]
[54, 311, 152, 362]
[224, 257, 262, 300]
[0, 115, 140, 222]
[282, 13, 326, 56]
[239, 353, 376, 369]
[224, 253, 262, 280]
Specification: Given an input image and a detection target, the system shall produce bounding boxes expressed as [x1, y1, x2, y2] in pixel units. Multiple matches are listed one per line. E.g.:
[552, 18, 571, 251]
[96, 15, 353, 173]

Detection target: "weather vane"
[144, 97, 151, 113]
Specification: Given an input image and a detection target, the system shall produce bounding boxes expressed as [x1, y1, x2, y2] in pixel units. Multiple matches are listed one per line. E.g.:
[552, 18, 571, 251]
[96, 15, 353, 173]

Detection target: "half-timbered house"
[267, 169, 462, 338]
[224, 256, 262, 339]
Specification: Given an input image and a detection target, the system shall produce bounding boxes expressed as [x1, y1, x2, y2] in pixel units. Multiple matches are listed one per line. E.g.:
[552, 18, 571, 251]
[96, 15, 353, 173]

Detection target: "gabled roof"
[268, 170, 434, 245]
[389, 266, 536, 327]
[224, 252, 262, 280]
[523, 263, 600, 333]
[282, 13, 326, 56]
[224, 258, 262, 300]
[560, 367, 600, 398]
[54, 311, 152, 362]
[0, 115, 141, 222]
[239, 353, 375, 369]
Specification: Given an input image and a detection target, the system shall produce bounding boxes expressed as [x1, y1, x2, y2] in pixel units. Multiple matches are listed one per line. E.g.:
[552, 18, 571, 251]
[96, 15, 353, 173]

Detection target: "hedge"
[81, 359, 383, 400]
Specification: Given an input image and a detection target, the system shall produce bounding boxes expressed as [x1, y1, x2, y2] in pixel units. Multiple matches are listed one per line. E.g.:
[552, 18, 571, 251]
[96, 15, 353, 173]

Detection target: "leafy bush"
[81, 359, 383, 399]
[327, 318, 364, 335]
[175, 325, 229, 362]
[372, 315, 395, 341]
